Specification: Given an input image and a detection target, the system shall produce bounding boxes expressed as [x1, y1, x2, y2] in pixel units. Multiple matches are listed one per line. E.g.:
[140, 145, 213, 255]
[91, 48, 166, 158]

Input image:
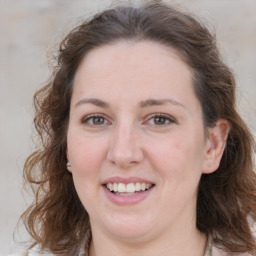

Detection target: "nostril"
[106, 135, 144, 168]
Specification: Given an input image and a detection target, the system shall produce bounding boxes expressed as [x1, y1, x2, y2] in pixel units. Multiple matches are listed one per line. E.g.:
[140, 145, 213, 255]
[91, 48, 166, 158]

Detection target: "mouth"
[104, 182, 154, 196]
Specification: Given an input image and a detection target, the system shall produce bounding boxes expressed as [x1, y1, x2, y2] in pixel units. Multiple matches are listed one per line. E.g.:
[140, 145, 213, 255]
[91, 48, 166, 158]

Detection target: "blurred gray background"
[0, 0, 255, 255]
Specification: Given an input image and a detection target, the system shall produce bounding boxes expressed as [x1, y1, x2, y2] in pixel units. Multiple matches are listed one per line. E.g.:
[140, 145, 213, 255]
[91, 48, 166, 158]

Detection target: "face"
[67, 41, 213, 242]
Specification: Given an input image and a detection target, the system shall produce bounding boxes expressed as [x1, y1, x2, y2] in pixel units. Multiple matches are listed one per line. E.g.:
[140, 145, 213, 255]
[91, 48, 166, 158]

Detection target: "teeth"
[105, 182, 153, 193]
[117, 183, 126, 192]
[106, 183, 113, 191]
[135, 183, 140, 191]
[127, 183, 135, 193]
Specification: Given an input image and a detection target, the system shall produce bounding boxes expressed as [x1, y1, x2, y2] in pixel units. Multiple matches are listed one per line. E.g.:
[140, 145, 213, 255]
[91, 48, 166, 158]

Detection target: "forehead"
[75, 40, 191, 79]
[72, 40, 197, 108]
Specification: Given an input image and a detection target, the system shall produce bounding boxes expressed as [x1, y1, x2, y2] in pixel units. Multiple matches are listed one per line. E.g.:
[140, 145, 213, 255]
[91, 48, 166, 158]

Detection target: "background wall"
[0, 0, 255, 255]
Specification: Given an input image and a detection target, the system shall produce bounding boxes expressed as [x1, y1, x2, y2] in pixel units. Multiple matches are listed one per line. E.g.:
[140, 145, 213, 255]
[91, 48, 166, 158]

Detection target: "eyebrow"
[74, 97, 185, 109]
[75, 98, 110, 108]
[140, 98, 185, 108]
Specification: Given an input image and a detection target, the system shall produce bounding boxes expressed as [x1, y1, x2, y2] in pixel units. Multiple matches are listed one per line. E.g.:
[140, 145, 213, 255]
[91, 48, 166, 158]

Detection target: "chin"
[108, 226, 153, 242]
[97, 213, 155, 241]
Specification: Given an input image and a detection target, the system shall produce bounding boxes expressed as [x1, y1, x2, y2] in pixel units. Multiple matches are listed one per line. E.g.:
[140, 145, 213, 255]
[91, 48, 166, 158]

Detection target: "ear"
[202, 119, 230, 174]
[66, 148, 72, 173]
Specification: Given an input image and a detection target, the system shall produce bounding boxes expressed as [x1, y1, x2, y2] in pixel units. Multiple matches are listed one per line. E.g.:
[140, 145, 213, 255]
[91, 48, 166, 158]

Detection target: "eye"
[144, 113, 175, 126]
[82, 114, 111, 127]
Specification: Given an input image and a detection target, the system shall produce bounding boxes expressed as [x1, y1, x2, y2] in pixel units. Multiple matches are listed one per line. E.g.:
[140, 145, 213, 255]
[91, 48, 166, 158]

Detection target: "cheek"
[67, 134, 107, 210]
[147, 135, 205, 210]
[68, 133, 107, 174]
[67, 132, 109, 206]
[147, 133, 205, 179]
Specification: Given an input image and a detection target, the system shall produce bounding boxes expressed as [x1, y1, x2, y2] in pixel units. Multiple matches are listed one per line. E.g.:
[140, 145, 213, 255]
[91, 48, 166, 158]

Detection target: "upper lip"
[102, 176, 154, 185]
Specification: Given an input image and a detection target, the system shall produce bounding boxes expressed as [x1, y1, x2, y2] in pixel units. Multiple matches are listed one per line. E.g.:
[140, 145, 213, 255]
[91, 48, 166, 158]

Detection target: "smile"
[102, 177, 155, 205]
[105, 182, 153, 195]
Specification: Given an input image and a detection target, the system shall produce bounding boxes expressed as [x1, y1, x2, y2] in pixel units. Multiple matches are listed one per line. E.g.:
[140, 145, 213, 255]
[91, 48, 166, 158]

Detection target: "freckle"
[174, 142, 181, 149]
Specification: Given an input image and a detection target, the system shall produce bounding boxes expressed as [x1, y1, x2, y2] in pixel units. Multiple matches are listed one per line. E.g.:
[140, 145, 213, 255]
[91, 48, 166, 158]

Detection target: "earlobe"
[66, 149, 72, 173]
[66, 160, 72, 172]
[202, 119, 230, 174]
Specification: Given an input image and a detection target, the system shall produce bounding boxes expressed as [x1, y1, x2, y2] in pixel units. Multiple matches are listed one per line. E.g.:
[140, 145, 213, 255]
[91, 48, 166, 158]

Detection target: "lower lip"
[102, 185, 154, 205]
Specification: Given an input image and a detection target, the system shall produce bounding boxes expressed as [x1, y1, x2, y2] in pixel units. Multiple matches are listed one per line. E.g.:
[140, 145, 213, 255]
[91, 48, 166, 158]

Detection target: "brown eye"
[92, 117, 105, 125]
[82, 114, 111, 127]
[144, 113, 175, 127]
[153, 117, 169, 125]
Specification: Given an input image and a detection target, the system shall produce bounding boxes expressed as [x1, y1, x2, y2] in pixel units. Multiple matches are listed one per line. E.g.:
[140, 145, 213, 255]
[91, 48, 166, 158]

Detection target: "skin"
[67, 41, 230, 256]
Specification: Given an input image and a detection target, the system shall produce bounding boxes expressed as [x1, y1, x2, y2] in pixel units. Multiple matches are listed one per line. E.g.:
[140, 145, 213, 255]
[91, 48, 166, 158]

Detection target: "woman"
[21, 1, 256, 256]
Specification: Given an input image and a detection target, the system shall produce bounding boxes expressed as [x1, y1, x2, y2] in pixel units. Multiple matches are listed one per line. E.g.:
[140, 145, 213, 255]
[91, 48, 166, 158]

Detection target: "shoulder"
[7, 254, 28, 256]
[7, 252, 54, 256]
[7, 253, 38, 256]
[212, 245, 255, 256]
[7, 253, 28, 256]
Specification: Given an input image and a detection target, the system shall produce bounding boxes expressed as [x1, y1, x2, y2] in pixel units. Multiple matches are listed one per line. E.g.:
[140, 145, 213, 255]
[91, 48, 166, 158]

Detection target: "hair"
[21, 1, 256, 255]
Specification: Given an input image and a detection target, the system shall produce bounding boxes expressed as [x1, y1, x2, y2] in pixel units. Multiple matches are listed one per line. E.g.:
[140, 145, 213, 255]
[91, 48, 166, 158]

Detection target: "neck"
[89, 225, 207, 256]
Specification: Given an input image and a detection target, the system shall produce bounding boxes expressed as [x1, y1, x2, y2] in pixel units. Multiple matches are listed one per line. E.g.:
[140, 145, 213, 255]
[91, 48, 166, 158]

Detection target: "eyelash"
[81, 113, 176, 128]
[81, 113, 111, 126]
[144, 113, 176, 126]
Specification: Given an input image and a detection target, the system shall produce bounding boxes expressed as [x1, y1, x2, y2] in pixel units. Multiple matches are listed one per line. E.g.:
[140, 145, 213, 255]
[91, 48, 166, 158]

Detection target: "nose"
[107, 123, 144, 169]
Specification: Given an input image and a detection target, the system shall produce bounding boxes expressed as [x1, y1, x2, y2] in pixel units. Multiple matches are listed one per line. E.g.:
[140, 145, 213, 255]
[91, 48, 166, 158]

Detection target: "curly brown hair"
[21, 1, 256, 255]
